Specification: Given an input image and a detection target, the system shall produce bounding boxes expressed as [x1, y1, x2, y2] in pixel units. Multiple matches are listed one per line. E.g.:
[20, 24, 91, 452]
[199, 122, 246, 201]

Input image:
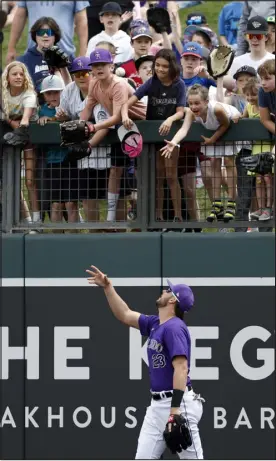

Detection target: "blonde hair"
[1, 62, 35, 118]
[95, 41, 117, 55]
[187, 84, 209, 101]
[243, 77, 260, 95]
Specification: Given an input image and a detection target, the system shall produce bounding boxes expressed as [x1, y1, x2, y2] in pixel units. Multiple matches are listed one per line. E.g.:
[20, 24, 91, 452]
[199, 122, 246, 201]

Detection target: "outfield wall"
[0, 233, 275, 460]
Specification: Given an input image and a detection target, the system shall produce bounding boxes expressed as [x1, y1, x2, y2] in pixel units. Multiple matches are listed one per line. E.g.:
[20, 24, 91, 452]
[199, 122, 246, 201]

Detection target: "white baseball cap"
[40, 75, 65, 93]
[117, 123, 143, 158]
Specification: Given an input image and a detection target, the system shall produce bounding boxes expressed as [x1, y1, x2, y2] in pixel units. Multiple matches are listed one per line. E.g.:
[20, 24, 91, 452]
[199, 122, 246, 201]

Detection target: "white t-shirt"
[5, 89, 38, 121]
[229, 51, 275, 77]
[58, 81, 87, 120]
[86, 30, 133, 64]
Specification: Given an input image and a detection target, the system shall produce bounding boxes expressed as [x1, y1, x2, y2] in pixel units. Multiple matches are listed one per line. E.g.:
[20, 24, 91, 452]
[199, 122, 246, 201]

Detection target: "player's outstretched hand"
[86, 265, 110, 288]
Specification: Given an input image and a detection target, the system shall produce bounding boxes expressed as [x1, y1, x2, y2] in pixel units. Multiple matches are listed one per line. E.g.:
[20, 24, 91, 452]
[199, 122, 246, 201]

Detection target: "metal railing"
[0, 119, 274, 233]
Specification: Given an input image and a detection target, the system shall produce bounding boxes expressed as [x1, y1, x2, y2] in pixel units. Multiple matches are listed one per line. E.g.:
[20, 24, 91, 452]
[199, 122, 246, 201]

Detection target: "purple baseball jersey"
[139, 315, 192, 392]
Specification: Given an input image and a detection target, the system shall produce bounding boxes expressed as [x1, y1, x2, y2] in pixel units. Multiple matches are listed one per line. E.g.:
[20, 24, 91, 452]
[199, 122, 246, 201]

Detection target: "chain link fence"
[0, 119, 274, 233]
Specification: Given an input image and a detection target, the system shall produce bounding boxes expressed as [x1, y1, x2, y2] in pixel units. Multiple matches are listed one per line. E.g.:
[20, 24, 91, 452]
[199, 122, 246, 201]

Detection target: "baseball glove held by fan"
[43, 46, 71, 69]
[60, 120, 92, 146]
[240, 152, 274, 175]
[3, 125, 30, 146]
[147, 6, 170, 33]
[163, 414, 192, 455]
[207, 45, 235, 79]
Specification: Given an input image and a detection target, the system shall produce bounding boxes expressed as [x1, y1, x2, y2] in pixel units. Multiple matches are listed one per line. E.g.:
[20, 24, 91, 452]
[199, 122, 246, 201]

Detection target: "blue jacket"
[16, 46, 50, 94]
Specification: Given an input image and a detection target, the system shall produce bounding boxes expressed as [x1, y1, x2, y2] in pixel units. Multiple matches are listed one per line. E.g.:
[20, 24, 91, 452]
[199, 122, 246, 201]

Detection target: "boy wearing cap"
[181, 42, 216, 90]
[230, 16, 274, 77]
[86, 1, 133, 64]
[81, 49, 146, 129]
[81, 48, 146, 222]
[226, 65, 257, 113]
[38, 75, 79, 224]
[131, 26, 153, 60]
[135, 54, 154, 84]
[236, 1, 275, 56]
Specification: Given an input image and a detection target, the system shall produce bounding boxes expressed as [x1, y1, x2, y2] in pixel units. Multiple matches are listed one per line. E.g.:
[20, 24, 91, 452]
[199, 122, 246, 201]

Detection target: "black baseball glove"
[240, 152, 274, 175]
[60, 120, 93, 146]
[67, 141, 92, 161]
[163, 414, 192, 454]
[43, 45, 71, 69]
[207, 45, 235, 79]
[3, 125, 30, 146]
[147, 6, 170, 33]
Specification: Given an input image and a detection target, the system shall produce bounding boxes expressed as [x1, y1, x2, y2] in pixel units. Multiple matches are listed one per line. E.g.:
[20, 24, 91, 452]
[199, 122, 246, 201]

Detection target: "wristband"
[171, 389, 184, 408]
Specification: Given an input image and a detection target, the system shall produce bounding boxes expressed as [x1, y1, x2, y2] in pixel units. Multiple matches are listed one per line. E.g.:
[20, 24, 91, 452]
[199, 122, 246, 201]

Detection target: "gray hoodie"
[236, 1, 275, 56]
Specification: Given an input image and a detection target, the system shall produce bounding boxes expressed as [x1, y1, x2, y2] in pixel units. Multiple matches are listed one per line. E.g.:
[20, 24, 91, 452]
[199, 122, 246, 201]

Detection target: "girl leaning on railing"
[1, 61, 40, 223]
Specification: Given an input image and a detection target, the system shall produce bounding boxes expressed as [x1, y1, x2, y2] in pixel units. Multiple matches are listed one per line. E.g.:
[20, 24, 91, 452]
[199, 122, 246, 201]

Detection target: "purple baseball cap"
[167, 279, 194, 313]
[131, 26, 152, 40]
[70, 56, 91, 73]
[89, 49, 113, 65]
[130, 19, 149, 30]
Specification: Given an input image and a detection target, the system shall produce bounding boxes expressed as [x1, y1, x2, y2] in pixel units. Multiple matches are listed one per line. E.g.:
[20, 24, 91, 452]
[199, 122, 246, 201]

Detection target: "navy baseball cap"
[233, 65, 257, 80]
[167, 279, 194, 313]
[99, 2, 122, 16]
[89, 49, 113, 65]
[181, 41, 202, 58]
[70, 56, 91, 73]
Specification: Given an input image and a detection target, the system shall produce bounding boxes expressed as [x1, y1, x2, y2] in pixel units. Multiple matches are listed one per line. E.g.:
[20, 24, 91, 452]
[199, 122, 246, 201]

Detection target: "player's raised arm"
[86, 266, 141, 329]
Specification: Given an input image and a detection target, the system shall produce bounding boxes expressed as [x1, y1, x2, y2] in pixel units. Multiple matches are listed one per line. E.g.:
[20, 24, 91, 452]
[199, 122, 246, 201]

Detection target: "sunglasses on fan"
[247, 33, 265, 40]
[73, 71, 91, 78]
[36, 28, 55, 37]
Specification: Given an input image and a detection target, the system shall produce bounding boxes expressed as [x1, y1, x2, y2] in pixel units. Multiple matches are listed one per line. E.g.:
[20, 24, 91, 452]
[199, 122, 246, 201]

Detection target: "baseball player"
[86, 265, 204, 459]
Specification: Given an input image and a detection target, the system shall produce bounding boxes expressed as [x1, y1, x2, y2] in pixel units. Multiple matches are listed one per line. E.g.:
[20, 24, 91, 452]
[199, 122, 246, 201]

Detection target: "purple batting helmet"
[167, 279, 194, 313]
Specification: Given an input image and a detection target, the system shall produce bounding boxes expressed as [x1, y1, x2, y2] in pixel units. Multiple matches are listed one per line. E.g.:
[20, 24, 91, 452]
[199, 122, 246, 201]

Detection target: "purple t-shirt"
[139, 314, 192, 392]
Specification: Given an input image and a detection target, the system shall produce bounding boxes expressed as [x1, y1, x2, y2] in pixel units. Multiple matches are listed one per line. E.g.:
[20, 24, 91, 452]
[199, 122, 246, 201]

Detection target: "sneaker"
[250, 209, 262, 220]
[224, 201, 236, 223]
[259, 209, 272, 221]
[207, 201, 224, 223]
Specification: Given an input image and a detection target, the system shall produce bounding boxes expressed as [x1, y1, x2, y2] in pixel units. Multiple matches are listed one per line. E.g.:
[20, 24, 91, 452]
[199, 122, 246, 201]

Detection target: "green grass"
[179, 1, 229, 35]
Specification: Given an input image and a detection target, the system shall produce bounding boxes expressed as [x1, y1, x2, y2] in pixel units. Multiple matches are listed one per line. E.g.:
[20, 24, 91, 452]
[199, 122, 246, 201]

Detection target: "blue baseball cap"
[181, 41, 202, 58]
[167, 279, 194, 313]
[89, 49, 113, 65]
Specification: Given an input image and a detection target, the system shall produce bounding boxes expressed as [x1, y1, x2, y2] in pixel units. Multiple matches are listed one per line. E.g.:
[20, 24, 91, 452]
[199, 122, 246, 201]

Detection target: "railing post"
[1, 145, 16, 233]
[138, 143, 150, 231]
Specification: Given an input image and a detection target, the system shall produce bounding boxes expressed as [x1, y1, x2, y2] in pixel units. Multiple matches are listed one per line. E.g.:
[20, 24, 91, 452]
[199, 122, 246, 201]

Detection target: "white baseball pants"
[135, 388, 204, 459]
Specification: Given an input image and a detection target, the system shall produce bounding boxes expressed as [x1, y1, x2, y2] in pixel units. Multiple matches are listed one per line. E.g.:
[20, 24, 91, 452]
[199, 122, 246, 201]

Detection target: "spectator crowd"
[0, 0, 275, 233]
